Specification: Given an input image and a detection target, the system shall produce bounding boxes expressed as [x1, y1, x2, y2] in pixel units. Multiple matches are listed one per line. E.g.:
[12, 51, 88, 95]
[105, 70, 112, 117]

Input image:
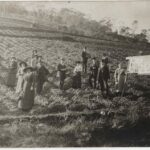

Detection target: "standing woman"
[18, 67, 36, 111]
[6, 57, 18, 88]
[114, 63, 126, 95]
[16, 61, 27, 94]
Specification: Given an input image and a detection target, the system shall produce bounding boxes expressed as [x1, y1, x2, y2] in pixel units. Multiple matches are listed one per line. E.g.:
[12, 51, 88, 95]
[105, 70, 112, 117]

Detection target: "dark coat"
[97, 64, 110, 81]
[6, 60, 17, 87]
[82, 51, 88, 63]
[57, 64, 66, 81]
[36, 66, 49, 83]
[19, 72, 36, 110]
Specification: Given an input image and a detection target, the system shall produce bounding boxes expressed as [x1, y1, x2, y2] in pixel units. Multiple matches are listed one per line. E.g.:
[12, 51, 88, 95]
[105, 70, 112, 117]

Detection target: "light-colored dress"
[16, 67, 24, 94]
[114, 68, 126, 92]
[6, 60, 17, 87]
[19, 72, 36, 110]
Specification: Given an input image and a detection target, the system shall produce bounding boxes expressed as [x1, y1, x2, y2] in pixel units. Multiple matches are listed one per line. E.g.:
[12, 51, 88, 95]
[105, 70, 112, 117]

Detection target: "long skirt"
[19, 81, 35, 111]
[36, 81, 44, 94]
[16, 76, 23, 93]
[72, 73, 81, 89]
[6, 69, 17, 87]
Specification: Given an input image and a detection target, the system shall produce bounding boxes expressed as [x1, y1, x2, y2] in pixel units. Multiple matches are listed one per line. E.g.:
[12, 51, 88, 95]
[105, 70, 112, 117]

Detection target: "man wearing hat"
[89, 57, 98, 89]
[57, 58, 67, 90]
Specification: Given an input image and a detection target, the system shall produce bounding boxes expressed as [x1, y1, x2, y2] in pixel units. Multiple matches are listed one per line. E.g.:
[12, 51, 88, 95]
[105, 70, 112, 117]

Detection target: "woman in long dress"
[16, 61, 27, 94]
[6, 57, 17, 88]
[18, 67, 36, 111]
[114, 63, 126, 94]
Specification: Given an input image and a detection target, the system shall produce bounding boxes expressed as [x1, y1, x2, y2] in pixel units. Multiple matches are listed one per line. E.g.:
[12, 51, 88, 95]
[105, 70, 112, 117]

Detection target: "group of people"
[5, 47, 127, 111]
[6, 50, 50, 111]
[57, 47, 127, 97]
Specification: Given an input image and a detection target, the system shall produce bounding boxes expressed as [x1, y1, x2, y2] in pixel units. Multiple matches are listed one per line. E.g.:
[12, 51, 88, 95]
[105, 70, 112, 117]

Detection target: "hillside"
[0, 17, 150, 147]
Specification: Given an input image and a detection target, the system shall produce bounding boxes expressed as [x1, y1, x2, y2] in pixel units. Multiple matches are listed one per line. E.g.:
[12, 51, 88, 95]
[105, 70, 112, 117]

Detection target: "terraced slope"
[0, 18, 149, 147]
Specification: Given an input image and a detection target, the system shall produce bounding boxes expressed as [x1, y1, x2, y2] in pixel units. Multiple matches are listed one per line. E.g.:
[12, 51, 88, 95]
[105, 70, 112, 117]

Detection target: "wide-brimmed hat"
[19, 61, 27, 67]
[23, 66, 34, 73]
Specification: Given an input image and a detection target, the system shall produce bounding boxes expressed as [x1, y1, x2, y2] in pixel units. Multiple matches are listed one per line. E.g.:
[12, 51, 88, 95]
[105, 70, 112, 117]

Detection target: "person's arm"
[73, 66, 77, 74]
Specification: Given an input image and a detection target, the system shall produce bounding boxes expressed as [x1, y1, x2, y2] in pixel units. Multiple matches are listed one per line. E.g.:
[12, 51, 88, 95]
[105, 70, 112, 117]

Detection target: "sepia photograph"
[0, 0, 149, 147]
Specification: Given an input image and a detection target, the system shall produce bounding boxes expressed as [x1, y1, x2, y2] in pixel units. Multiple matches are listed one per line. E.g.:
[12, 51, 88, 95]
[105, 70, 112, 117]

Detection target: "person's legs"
[78, 74, 81, 88]
[36, 82, 42, 95]
[82, 62, 85, 73]
[77, 73, 81, 88]
[99, 79, 104, 94]
[93, 75, 97, 89]
[89, 74, 93, 88]
[104, 79, 109, 96]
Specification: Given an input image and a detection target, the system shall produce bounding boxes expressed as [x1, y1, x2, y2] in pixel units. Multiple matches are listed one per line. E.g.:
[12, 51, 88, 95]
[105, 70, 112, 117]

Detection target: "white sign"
[126, 55, 150, 75]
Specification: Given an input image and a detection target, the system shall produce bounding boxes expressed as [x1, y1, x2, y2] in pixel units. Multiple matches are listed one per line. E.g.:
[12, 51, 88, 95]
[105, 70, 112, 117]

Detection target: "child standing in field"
[16, 61, 27, 94]
[72, 61, 82, 89]
[57, 58, 67, 90]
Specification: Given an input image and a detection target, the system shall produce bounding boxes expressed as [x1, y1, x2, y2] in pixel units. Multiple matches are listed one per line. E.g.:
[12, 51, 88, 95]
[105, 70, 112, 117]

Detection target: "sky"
[20, 1, 150, 33]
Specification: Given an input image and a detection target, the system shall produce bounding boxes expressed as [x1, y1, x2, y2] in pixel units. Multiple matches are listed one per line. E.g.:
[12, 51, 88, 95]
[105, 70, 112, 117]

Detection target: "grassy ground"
[0, 26, 149, 147]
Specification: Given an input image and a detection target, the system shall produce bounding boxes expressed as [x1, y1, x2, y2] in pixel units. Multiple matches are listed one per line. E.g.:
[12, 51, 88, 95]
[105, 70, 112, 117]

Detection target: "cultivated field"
[0, 19, 150, 147]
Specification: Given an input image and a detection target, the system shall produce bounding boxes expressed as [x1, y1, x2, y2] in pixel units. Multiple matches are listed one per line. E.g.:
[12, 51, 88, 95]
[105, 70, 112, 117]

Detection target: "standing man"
[36, 60, 50, 95]
[82, 47, 88, 73]
[89, 57, 98, 89]
[57, 58, 67, 90]
[97, 61, 110, 97]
